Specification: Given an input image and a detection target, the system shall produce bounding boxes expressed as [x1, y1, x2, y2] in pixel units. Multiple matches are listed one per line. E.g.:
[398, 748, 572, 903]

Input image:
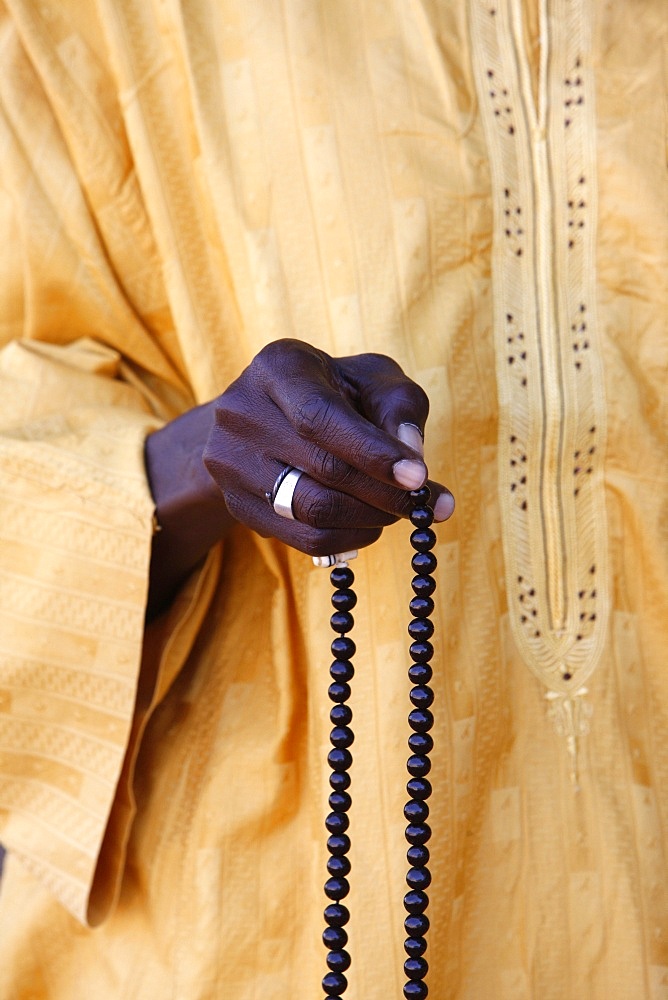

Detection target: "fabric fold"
[0, 336, 204, 924]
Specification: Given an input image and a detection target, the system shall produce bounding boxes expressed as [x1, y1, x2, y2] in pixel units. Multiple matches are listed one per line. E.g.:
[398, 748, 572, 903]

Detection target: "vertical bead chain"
[322, 563, 356, 999]
[403, 486, 437, 1000]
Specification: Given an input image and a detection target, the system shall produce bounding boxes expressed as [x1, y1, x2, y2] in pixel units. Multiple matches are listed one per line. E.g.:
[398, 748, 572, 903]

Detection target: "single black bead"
[409, 595, 435, 618]
[410, 506, 434, 529]
[325, 811, 349, 834]
[408, 732, 434, 754]
[330, 660, 355, 682]
[411, 574, 436, 598]
[324, 875, 350, 900]
[322, 971, 347, 996]
[330, 611, 354, 634]
[409, 685, 434, 709]
[329, 790, 352, 813]
[407, 844, 430, 867]
[410, 528, 437, 553]
[405, 912, 430, 936]
[407, 754, 432, 777]
[330, 703, 352, 726]
[405, 822, 432, 845]
[327, 747, 352, 771]
[409, 640, 434, 663]
[327, 855, 351, 877]
[406, 866, 432, 891]
[406, 777, 432, 800]
[328, 682, 351, 704]
[324, 903, 350, 926]
[404, 935, 427, 957]
[329, 770, 351, 791]
[405, 956, 429, 980]
[403, 981, 428, 1000]
[330, 566, 354, 589]
[409, 486, 431, 504]
[404, 889, 429, 914]
[404, 799, 430, 823]
[411, 551, 437, 574]
[327, 834, 351, 856]
[408, 662, 433, 684]
[408, 618, 434, 642]
[326, 948, 351, 972]
[331, 588, 357, 612]
[330, 726, 354, 748]
[323, 925, 348, 949]
[331, 636, 355, 660]
[408, 708, 434, 733]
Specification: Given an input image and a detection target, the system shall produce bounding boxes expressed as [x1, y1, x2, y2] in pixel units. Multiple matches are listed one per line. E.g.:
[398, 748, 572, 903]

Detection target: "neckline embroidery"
[471, 0, 609, 782]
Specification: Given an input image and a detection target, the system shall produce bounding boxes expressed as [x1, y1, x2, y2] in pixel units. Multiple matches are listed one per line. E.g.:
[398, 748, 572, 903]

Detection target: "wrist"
[146, 401, 226, 532]
[145, 400, 233, 617]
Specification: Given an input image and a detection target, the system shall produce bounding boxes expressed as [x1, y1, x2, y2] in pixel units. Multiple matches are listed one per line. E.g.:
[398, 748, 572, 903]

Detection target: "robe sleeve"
[0, 6, 219, 926]
[0, 336, 186, 926]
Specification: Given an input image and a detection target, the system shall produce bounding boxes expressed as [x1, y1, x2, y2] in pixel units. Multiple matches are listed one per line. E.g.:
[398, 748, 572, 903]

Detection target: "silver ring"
[268, 464, 294, 505]
[312, 550, 358, 568]
[272, 467, 304, 519]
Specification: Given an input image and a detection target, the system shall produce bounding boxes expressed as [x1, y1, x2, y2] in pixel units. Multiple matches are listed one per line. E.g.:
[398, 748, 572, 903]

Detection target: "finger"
[260, 343, 428, 491]
[207, 397, 453, 527]
[269, 435, 453, 524]
[222, 445, 399, 531]
[335, 355, 456, 520]
[206, 434, 397, 532]
[223, 487, 384, 557]
[291, 473, 398, 530]
[292, 475, 454, 526]
[337, 353, 430, 442]
[207, 342, 454, 528]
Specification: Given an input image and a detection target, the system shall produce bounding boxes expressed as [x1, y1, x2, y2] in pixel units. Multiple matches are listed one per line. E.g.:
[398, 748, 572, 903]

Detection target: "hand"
[145, 339, 454, 617]
[202, 339, 454, 558]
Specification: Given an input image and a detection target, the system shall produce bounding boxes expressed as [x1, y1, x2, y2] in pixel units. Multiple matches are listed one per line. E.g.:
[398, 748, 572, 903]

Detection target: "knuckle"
[203, 428, 248, 491]
[305, 446, 349, 486]
[202, 446, 234, 488]
[222, 490, 247, 522]
[412, 382, 430, 415]
[394, 489, 417, 518]
[349, 437, 379, 470]
[300, 525, 383, 558]
[343, 350, 403, 376]
[363, 351, 403, 373]
[253, 338, 313, 381]
[213, 386, 253, 433]
[336, 433, 382, 477]
[388, 381, 430, 418]
[292, 394, 337, 441]
[253, 339, 285, 376]
[301, 531, 333, 558]
[298, 482, 340, 529]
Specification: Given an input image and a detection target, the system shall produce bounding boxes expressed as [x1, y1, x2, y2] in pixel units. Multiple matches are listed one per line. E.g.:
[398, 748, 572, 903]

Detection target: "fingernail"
[393, 459, 427, 490]
[397, 422, 424, 457]
[434, 491, 455, 521]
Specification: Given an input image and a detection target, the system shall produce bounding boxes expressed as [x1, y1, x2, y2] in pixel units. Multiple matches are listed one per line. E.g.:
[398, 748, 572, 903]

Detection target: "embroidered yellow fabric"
[0, 1, 665, 996]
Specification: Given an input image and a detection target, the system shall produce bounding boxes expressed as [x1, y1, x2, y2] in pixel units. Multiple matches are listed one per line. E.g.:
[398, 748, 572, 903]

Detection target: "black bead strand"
[323, 562, 356, 998]
[404, 487, 437, 999]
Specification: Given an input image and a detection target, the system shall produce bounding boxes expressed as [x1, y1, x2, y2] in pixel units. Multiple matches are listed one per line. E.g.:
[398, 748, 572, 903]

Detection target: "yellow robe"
[0, 1, 666, 996]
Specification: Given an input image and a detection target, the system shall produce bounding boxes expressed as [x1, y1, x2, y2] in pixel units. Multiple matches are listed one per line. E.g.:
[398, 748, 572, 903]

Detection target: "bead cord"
[322, 562, 356, 999]
[404, 486, 437, 999]
[321, 488, 438, 998]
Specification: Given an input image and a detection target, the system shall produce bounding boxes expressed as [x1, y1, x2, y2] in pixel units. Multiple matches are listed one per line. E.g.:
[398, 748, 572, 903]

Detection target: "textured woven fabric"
[0, 1, 666, 996]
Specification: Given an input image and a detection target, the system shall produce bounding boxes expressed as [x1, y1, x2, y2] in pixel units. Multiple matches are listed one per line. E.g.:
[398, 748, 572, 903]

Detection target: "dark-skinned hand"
[145, 340, 454, 617]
